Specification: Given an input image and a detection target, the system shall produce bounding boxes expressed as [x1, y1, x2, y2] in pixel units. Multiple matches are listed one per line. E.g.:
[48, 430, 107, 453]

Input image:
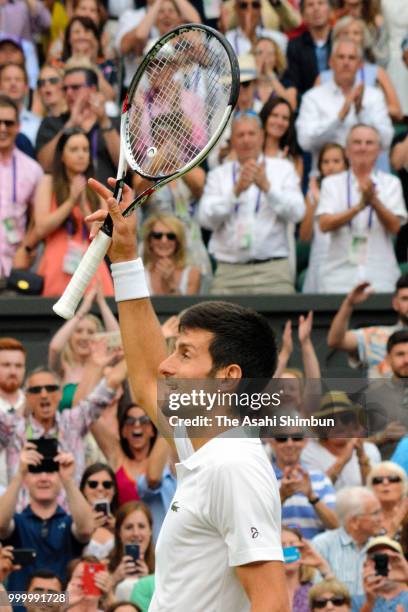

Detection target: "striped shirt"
[351, 323, 402, 378]
[312, 527, 369, 596]
[273, 462, 336, 539]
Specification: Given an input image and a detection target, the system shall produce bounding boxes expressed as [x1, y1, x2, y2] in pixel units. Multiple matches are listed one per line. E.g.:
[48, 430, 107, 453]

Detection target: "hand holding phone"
[373, 553, 389, 577]
[82, 562, 105, 596]
[12, 548, 37, 566]
[28, 438, 58, 473]
[283, 546, 301, 564]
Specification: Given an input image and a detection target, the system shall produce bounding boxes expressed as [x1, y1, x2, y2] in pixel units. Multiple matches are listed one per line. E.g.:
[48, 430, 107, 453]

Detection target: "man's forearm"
[312, 501, 339, 529]
[370, 198, 400, 234]
[0, 472, 22, 537]
[64, 478, 93, 541]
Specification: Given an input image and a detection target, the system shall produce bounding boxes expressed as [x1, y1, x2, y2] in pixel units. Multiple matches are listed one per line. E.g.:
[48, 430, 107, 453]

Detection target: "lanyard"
[91, 129, 98, 171]
[232, 162, 262, 215]
[359, 66, 365, 85]
[11, 155, 16, 204]
[347, 171, 373, 230]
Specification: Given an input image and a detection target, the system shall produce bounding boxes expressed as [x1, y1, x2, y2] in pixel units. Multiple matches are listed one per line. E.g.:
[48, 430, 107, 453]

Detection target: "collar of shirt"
[339, 526, 368, 550]
[180, 428, 261, 472]
[26, 414, 59, 438]
[23, 504, 66, 519]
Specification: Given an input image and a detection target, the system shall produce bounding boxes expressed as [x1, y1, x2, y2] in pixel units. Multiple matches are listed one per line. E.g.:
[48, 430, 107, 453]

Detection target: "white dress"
[382, 0, 408, 115]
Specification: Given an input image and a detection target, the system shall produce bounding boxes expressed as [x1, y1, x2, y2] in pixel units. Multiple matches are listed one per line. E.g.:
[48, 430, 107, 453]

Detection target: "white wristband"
[111, 258, 149, 302]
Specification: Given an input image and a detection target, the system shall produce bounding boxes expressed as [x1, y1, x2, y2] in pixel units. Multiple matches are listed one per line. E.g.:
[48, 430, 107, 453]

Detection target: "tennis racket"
[53, 23, 239, 319]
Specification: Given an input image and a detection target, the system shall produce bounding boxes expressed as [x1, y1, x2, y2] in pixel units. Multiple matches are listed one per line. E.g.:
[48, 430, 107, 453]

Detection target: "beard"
[0, 379, 20, 394]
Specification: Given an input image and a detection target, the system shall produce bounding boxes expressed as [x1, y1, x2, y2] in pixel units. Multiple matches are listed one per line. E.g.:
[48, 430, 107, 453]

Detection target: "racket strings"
[125, 30, 233, 178]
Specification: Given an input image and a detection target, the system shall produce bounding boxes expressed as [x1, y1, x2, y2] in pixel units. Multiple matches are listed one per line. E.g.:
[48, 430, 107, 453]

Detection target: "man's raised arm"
[87, 179, 168, 435]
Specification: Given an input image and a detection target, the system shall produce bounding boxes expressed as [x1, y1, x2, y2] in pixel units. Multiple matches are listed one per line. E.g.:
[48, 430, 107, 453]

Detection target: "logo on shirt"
[251, 527, 259, 539]
[171, 501, 180, 512]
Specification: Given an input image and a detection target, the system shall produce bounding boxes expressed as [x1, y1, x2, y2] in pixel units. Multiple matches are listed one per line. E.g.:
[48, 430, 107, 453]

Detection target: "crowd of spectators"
[1, 0, 408, 296]
[1, 0, 408, 610]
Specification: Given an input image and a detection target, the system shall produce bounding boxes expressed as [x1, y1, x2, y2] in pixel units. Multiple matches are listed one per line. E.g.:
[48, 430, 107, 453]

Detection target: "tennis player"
[87, 178, 289, 612]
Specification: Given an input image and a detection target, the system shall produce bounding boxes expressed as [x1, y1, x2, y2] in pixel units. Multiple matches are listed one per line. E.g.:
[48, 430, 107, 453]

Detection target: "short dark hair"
[80, 462, 119, 514]
[387, 330, 408, 353]
[64, 66, 98, 89]
[179, 301, 277, 378]
[396, 273, 408, 292]
[300, 0, 329, 12]
[26, 569, 62, 591]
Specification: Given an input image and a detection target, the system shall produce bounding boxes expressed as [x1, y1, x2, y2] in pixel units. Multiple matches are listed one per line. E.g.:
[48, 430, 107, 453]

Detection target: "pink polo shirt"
[0, 147, 43, 277]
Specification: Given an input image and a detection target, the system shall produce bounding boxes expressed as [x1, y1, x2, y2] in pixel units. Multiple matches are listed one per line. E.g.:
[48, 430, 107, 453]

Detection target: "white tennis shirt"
[148, 431, 283, 611]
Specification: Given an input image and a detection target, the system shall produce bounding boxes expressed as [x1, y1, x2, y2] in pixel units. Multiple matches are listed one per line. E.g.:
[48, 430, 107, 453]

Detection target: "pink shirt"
[0, 147, 43, 277]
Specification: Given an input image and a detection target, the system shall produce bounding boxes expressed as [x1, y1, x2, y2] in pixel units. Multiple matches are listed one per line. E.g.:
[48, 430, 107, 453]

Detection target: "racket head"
[122, 24, 239, 181]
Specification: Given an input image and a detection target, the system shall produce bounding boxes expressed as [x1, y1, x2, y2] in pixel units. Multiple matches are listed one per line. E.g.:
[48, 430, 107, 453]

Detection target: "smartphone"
[94, 501, 110, 516]
[373, 553, 389, 576]
[94, 331, 122, 351]
[12, 548, 37, 566]
[283, 546, 301, 564]
[82, 562, 105, 596]
[125, 544, 140, 561]
[28, 438, 58, 473]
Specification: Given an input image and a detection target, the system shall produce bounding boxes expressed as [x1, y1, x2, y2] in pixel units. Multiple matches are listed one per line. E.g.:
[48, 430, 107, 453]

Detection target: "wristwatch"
[309, 495, 320, 505]
[101, 121, 114, 132]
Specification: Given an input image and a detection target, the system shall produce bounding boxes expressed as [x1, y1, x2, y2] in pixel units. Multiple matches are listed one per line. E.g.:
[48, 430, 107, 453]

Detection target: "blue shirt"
[352, 591, 408, 611]
[273, 462, 336, 539]
[4, 505, 84, 591]
[391, 436, 408, 473]
[137, 466, 177, 544]
[314, 40, 330, 74]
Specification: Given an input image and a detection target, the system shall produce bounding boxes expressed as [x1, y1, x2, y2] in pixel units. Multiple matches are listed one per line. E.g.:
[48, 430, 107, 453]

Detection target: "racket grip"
[53, 231, 112, 319]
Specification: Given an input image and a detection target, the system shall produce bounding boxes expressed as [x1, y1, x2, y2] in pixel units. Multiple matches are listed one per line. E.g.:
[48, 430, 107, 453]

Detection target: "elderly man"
[296, 40, 393, 168]
[199, 112, 305, 294]
[315, 124, 406, 293]
[312, 486, 383, 596]
[268, 432, 338, 539]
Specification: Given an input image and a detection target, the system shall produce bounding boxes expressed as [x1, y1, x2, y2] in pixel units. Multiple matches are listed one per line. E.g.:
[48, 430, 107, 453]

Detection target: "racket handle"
[53, 231, 112, 319]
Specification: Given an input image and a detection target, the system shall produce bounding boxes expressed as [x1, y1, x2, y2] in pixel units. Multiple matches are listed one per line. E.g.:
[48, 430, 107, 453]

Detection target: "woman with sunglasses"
[33, 64, 66, 118]
[308, 579, 352, 612]
[80, 462, 119, 560]
[34, 127, 114, 298]
[108, 501, 154, 601]
[141, 214, 201, 295]
[367, 461, 408, 539]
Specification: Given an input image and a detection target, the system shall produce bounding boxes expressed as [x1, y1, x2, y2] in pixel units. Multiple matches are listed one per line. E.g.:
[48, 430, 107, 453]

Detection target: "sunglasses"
[62, 83, 87, 93]
[38, 77, 60, 87]
[371, 475, 402, 485]
[87, 479, 114, 489]
[239, 1, 261, 8]
[150, 231, 177, 241]
[335, 412, 357, 426]
[240, 80, 255, 88]
[26, 384, 60, 394]
[0, 119, 16, 128]
[124, 416, 151, 426]
[312, 597, 348, 609]
[275, 436, 304, 443]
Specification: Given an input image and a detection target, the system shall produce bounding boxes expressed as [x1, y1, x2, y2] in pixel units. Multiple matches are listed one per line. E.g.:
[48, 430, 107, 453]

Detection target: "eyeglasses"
[275, 435, 304, 443]
[239, 1, 261, 8]
[124, 416, 151, 426]
[312, 597, 348, 609]
[335, 412, 357, 426]
[38, 77, 60, 87]
[149, 231, 177, 241]
[87, 479, 114, 489]
[371, 475, 402, 485]
[62, 83, 87, 93]
[26, 385, 60, 394]
[0, 119, 16, 128]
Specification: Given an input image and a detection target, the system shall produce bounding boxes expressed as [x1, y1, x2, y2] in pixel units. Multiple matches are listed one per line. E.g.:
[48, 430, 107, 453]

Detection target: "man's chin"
[0, 381, 21, 394]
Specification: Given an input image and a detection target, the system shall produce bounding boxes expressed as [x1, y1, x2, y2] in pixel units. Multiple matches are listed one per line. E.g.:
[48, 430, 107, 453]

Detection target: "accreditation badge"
[348, 234, 368, 265]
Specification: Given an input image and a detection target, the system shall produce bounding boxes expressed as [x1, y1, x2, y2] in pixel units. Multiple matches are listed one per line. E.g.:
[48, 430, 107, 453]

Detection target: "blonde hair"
[309, 579, 351, 608]
[60, 313, 103, 371]
[333, 16, 372, 53]
[142, 213, 187, 268]
[254, 37, 287, 76]
[367, 461, 408, 497]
